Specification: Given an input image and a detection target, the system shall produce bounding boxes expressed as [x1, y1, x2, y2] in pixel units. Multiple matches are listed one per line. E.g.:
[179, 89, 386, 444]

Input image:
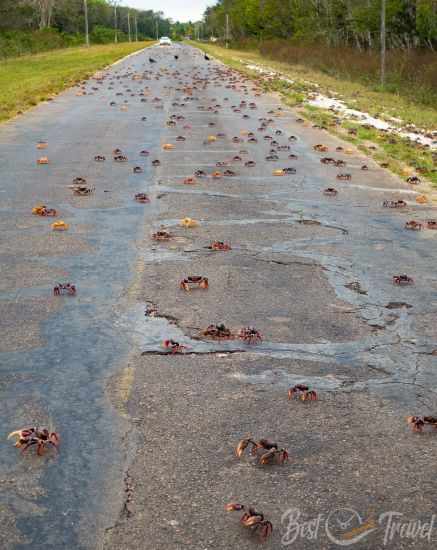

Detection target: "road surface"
[1, 44, 437, 550]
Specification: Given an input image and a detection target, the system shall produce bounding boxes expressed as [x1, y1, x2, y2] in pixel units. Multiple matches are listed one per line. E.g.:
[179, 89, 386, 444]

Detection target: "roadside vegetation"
[0, 42, 152, 123]
[0, 0, 170, 58]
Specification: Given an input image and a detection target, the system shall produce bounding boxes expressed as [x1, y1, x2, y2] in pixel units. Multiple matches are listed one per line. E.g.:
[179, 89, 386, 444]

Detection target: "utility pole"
[112, 1, 118, 44]
[225, 13, 229, 48]
[155, 19, 159, 40]
[127, 9, 131, 42]
[380, 0, 386, 86]
[84, 0, 89, 47]
[134, 13, 138, 42]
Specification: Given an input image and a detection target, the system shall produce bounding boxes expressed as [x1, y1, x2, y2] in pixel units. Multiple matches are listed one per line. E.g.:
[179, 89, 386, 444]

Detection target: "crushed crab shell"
[51, 221, 69, 230]
[207, 135, 217, 142]
[273, 170, 285, 176]
[162, 144, 175, 150]
[416, 195, 428, 204]
[180, 218, 199, 228]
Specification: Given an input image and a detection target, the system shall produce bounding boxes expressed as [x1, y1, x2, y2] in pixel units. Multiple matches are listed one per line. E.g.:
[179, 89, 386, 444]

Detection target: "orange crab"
[51, 220, 69, 231]
[32, 205, 57, 217]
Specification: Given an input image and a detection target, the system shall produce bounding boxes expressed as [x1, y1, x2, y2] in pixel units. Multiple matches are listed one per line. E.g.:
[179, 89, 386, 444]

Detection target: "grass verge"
[190, 41, 437, 187]
[0, 42, 153, 123]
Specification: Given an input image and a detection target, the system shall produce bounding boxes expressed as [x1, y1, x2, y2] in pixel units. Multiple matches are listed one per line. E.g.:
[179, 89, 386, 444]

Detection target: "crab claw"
[407, 416, 424, 432]
[7, 430, 22, 440]
[225, 503, 245, 512]
[241, 514, 263, 527]
[236, 438, 250, 458]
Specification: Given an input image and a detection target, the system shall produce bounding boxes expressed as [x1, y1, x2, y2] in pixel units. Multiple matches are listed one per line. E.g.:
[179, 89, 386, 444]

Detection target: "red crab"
[8, 427, 60, 455]
[393, 274, 414, 286]
[407, 416, 437, 433]
[135, 193, 150, 203]
[225, 504, 273, 542]
[180, 276, 209, 292]
[405, 220, 423, 231]
[238, 327, 262, 344]
[383, 200, 407, 209]
[288, 384, 318, 401]
[208, 241, 232, 251]
[163, 340, 187, 354]
[94, 155, 106, 162]
[152, 230, 172, 241]
[202, 324, 233, 339]
[236, 438, 289, 465]
[53, 283, 76, 296]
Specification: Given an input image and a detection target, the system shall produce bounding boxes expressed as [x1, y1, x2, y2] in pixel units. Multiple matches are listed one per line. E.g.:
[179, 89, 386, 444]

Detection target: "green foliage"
[0, 0, 170, 57]
[203, 0, 437, 49]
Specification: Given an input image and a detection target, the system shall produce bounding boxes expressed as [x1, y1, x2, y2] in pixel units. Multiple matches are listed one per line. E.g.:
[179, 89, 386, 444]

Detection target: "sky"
[124, 0, 216, 22]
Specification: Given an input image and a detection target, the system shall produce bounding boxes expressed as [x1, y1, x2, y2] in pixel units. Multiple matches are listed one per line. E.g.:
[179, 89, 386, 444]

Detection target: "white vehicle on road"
[159, 36, 172, 46]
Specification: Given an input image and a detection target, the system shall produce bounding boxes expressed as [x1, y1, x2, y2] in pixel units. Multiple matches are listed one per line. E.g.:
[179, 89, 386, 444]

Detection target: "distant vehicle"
[159, 37, 172, 46]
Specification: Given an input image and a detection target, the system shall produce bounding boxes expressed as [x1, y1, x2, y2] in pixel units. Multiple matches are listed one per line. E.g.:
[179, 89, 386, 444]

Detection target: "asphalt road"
[1, 44, 437, 550]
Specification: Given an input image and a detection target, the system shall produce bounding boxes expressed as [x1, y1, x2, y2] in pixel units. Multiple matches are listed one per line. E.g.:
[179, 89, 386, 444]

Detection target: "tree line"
[203, 0, 437, 50]
[0, 0, 172, 43]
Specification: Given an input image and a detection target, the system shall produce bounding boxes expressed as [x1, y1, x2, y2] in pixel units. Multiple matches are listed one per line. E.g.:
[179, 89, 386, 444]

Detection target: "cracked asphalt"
[1, 44, 437, 550]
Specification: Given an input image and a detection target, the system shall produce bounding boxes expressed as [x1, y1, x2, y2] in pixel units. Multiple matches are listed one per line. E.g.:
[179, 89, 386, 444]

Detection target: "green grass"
[190, 41, 437, 187]
[0, 42, 154, 123]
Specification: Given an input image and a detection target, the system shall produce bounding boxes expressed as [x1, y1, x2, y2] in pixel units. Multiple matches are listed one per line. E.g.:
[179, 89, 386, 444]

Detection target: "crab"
[405, 220, 423, 231]
[37, 141, 48, 150]
[32, 205, 57, 217]
[180, 217, 199, 228]
[194, 169, 207, 178]
[73, 184, 94, 196]
[54, 283, 76, 296]
[393, 274, 414, 285]
[407, 176, 421, 185]
[152, 159, 161, 166]
[152, 229, 172, 241]
[139, 150, 150, 157]
[323, 188, 338, 196]
[238, 327, 262, 344]
[283, 167, 296, 175]
[8, 427, 60, 455]
[236, 438, 289, 465]
[223, 170, 236, 177]
[180, 276, 209, 291]
[94, 155, 106, 162]
[361, 164, 369, 171]
[314, 144, 329, 152]
[407, 416, 437, 433]
[211, 171, 222, 179]
[245, 160, 256, 167]
[225, 504, 273, 542]
[383, 199, 407, 208]
[51, 220, 69, 231]
[337, 173, 352, 181]
[427, 220, 437, 230]
[114, 154, 128, 162]
[202, 324, 233, 339]
[135, 193, 150, 203]
[176, 135, 186, 142]
[133, 166, 143, 174]
[162, 340, 187, 354]
[288, 384, 318, 401]
[162, 143, 175, 151]
[208, 241, 232, 251]
[266, 154, 279, 162]
[183, 177, 197, 185]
